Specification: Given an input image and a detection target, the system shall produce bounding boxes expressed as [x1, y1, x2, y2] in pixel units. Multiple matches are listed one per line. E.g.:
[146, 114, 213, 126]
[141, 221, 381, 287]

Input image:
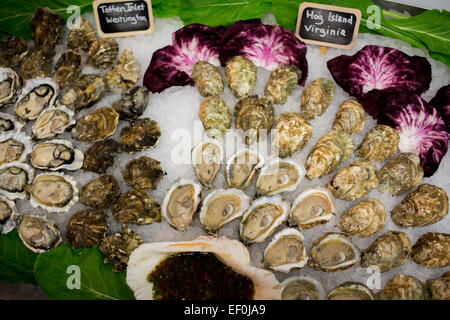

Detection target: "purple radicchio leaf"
[219, 19, 308, 86]
[327, 45, 431, 99]
[143, 24, 223, 93]
[429, 84, 450, 133]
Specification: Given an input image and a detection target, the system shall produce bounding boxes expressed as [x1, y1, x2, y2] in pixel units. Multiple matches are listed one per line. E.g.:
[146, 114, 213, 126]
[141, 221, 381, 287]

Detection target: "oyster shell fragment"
[264, 65, 301, 105]
[59, 74, 106, 111]
[327, 282, 374, 300]
[376, 274, 430, 300]
[88, 38, 119, 69]
[0, 36, 29, 68]
[0, 67, 21, 107]
[113, 189, 161, 225]
[30, 139, 83, 171]
[53, 51, 82, 88]
[192, 61, 223, 97]
[272, 112, 312, 158]
[71, 107, 119, 142]
[427, 271, 450, 300]
[225, 149, 264, 190]
[82, 139, 121, 174]
[0, 162, 34, 200]
[67, 209, 108, 249]
[112, 86, 149, 121]
[191, 139, 223, 189]
[0, 196, 18, 234]
[0, 112, 24, 134]
[225, 55, 257, 99]
[31, 106, 75, 140]
[356, 125, 399, 162]
[120, 118, 161, 153]
[17, 215, 61, 253]
[79, 175, 120, 209]
[122, 156, 165, 190]
[198, 97, 232, 137]
[29, 7, 62, 48]
[67, 18, 97, 52]
[300, 78, 336, 120]
[105, 49, 140, 91]
[332, 100, 365, 134]
[281, 276, 326, 300]
[0, 132, 32, 166]
[411, 232, 450, 268]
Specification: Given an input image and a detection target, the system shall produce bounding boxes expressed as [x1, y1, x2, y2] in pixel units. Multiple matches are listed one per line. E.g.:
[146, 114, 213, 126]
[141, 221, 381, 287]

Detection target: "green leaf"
[0, 230, 38, 285]
[34, 245, 135, 300]
[152, 0, 182, 18]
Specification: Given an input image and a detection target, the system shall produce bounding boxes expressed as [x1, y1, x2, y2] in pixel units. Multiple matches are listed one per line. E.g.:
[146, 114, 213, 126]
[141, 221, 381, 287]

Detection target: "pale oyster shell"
[32, 106, 75, 140]
[30, 139, 83, 171]
[0, 195, 19, 234]
[0, 112, 24, 133]
[264, 65, 301, 105]
[16, 214, 62, 253]
[58, 73, 106, 111]
[327, 282, 374, 300]
[0, 67, 21, 107]
[71, 107, 119, 142]
[331, 100, 365, 134]
[66, 18, 97, 52]
[225, 55, 257, 99]
[0, 131, 32, 166]
[300, 78, 336, 120]
[191, 139, 223, 190]
[356, 125, 399, 162]
[0, 162, 34, 200]
[105, 49, 140, 91]
[191, 61, 223, 97]
[427, 271, 450, 300]
[88, 38, 119, 69]
[225, 149, 265, 190]
[272, 112, 312, 158]
[198, 96, 232, 138]
[376, 274, 430, 300]
[411, 232, 450, 268]
[281, 276, 327, 300]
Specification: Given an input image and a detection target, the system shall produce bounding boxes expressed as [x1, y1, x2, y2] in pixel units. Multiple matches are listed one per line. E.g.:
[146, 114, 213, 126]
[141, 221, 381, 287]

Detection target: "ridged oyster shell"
[31, 106, 75, 140]
[105, 49, 140, 91]
[0, 131, 32, 166]
[30, 139, 83, 171]
[331, 100, 365, 134]
[327, 282, 374, 300]
[0, 67, 21, 107]
[79, 175, 120, 209]
[0, 36, 29, 69]
[16, 214, 62, 253]
[264, 65, 301, 105]
[225, 55, 257, 99]
[82, 139, 121, 174]
[122, 156, 165, 190]
[67, 18, 97, 52]
[300, 78, 336, 120]
[71, 107, 119, 142]
[88, 38, 119, 69]
[58, 74, 106, 111]
[281, 276, 326, 300]
[0, 162, 34, 200]
[192, 61, 223, 97]
[0, 112, 24, 134]
[411, 232, 450, 268]
[19, 46, 55, 81]
[29, 7, 62, 48]
[427, 271, 450, 300]
[356, 125, 399, 162]
[120, 118, 161, 153]
[272, 112, 312, 158]
[376, 274, 430, 300]
[0, 195, 19, 234]
[112, 86, 150, 121]
[53, 51, 82, 88]
[112, 189, 161, 225]
[198, 97, 232, 138]
[225, 149, 264, 190]
[67, 209, 108, 249]
[191, 139, 223, 190]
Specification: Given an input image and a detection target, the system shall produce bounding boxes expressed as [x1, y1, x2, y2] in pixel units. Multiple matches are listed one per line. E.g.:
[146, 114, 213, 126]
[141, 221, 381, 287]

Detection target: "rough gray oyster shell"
[53, 51, 82, 88]
[120, 118, 161, 153]
[67, 18, 97, 52]
[58, 74, 106, 111]
[225, 55, 257, 99]
[376, 274, 430, 300]
[112, 189, 161, 225]
[66, 209, 108, 249]
[191, 61, 223, 97]
[356, 125, 399, 162]
[88, 38, 119, 69]
[71, 107, 119, 142]
[19, 46, 55, 80]
[0, 36, 29, 68]
[300, 78, 336, 120]
[411, 232, 450, 268]
[272, 112, 312, 158]
[105, 49, 140, 91]
[332, 100, 365, 134]
[16, 215, 61, 253]
[82, 139, 121, 174]
[29, 7, 62, 48]
[264, 65, 301, 105]
[198, 97, 232, 138]
[112, 86, 149, 121]
[79, 175, 120, 209]
[122, 156, 165, 190]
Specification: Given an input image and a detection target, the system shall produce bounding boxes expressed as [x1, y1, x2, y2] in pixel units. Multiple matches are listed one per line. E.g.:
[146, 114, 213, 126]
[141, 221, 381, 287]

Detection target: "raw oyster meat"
[255, 158, 305, 197]
[59, 74, 106, 111]
[225, 55, 257, 99]
[327, 282, 374, 300]
[391, 184, 448, 227]
[332, 100, 365, 134]
[105, 49, 140, 91]
[377, 152, 423, 195]
[376, 274, 430, 300]
[16, 215, 61, 253]
[288, 187, 337, 229]
[427, 271, 450, 300]
[239, 195, 289, 245]
[234, 95, 274, 145]
[191, 61, 223, 97]
[88, 38, 119, 69]
[198, 96, 232, 137]
[99, 224, 143, 272]
[30, 139, 83, 171]
[191, 139, 223, 189]
[66, 18, 97, 52]
[0, 112, 24, 133]
[122, 156, 165, 190]
[112, 86, 149, 121]
[71, 107, 119, 142]
[225, 149, 264, 190]
[264, 65, 301, 105]
[53, 51, 82, 88]
[308, 232, 359, 272]
[263, 228, 308, 273]
[0, 195, 18, 234]
[411, 232, 450, 268]
[199, 188, 250, 236]
[281, 276, 326, 300]
[32, 106, 75, 140]
[66, 209, 108, 249]
[79, 175, 120, 209]
[19, 46, 55, 80]
[29, 172, 78, 213]
[360, 231, 411, 272]
[0, 36, 29, 68]
[82, 139, 121, 174]
[300, 78, 336, 120]
[0, 67, 21, 107]
[326, 160, 378, 201]
[113, 189, 161, 225]
[161, 179, 202, 231]
[305, 130, 354, 180]
[0, 162, 34, 200]
[356, 125, 399, 162]
[120, 118, 161, 153]
[0, 132, 32, 166]
[29, 7, 62, 48]
[272, 112, 312, 158]
[338, 198, 386, 237]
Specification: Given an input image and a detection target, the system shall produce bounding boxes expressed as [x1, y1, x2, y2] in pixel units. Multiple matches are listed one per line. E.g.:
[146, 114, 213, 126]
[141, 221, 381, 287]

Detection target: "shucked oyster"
[327, 282, 374, 300]
[356, 125, 399, 162]
[67, 18, 97, 52]
[19, 46, 55, 80]
[0, 195, 18, 234]
[225, 149, 264, 190]
[391, 184, 448, 227]
[67, 209, 108, 249]
[191, 61, 223, 97]
[122, 156, 165, 190]
[360, 231, 411, 273]
[0, 112, 24, 134]
[427, 272, 450, 300]
[29, 7, 62, 48]
[112, 86, 149, 121]
[79, 175, 119, 209]
[120, 118, 161, 153]
[88, 38, 119, 69]
[305, 130, 354, 180]
[58, 74, 106, 111]
[191, 139, 223, 189]
[71, 107, 119, 142]
[113, 189, 161, 225]
[225, 55, 257, 99]
[0, 162, 34, 200]
[30, 139, 83, 171]
[376, 274, 430, 300]
[281, 276, 327, 300]
[105, 49, 140, 91]
[300, 78, 336, 120]
[0, 132, 32, 166]
[0, 36, 29, 68]
[82, 139, 121, 174]
[0, 67, 21, 107]
[326, 160, 378, 201]
[411, 232, 450, 268]
[272, 112, 312, 158]
[31, 106, 75, 140]
[198, 97, 232, 138]
[16, 215, 61, 253]
[377, 152, 423, 195]
[264, 65, 301, 105]
[332, 100, 365, 134]
[53, 51, 82, 88]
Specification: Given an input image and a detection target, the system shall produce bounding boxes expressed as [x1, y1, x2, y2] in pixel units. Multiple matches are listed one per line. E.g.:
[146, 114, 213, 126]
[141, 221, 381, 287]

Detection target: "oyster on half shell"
[32, 106, 75, 140]
[16, 215, 62, 253]
[30, 139, 83, 171]
[327, 282, 374, 300]
[71, 107, 119, 142]
[0, 195, 19, 234]
[0, 162, 34, 200]
[0, 132, 32, 166]
[0, 67, 21, 107]
[0, 112, 24, 134]
[281, 276, 327, 300]
[225, 149, 264, 190]
[191, 139, 223, 190]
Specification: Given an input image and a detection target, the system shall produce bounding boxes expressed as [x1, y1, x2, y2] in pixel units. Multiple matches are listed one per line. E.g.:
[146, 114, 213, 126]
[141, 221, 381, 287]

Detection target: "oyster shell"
[255, 158, 305, 197]
[225, 149, 264, 190]
[264, 65, 301, 105]
[327, 282, 374, 300]
[19, 46, 55, 80]
[112, 86, 149, 121]
[338, 198, 386, 237]
[360, 231, 411, 273]
[191, 139, 223, 189]
[235, 95, 274, 145]
[67, 209, 108, 249]
[326, 160, 378, 201]
[31, 106, 75, 140]
[161, 179, 202, 231]
[198, 96, 232, 138]
[122, 156, 165, 190]
[0, 162, 34, 200]
[239, 195, 290, 245]
[377, 152, 423, 195]
[16, 215, 62, 253]
[71, 107, 119, 142]
[0, 36, 29, 68]
[88, 38, 119, 69]
[0, 131, 32, 166]
[99, 224, 143, 272]
[264, 228, 308, 273]
[30, 139, 83, 171]
[105, 49, 140, 91]
[272, 112, 312, 158]
[356, 125, 399, 162]
[79, 175, 120, 209]
[191, 61, 223, 97]
[411, 232, 450, 268]
[300, 78, 336, 120]
[0, 195, 18, 234]
[391, 184, 448, 227]
[82, 139, 121, 174]
[112, 189, 161, 225]
[67, 18, 97, 52]
[0, 112, 24, 133]
[427, 271, 450, 300]
[376, 274, 430, 300]
[29, 172, 78, 213]
[120, 118, 161, 153]
[58, 74, 106, 111]
[308, 232, 359, 272]
[225, 55, 257, 99]
[281, 276, 326, 300]
[0, 67, 21, 107]
[305, 130, 354, 180]
[332, 100, 366, 134]
[288, 187, 337, 229]
[53, 51, 82, 88]
[29, 7, 62, 48]
[199, 188, 250, 236]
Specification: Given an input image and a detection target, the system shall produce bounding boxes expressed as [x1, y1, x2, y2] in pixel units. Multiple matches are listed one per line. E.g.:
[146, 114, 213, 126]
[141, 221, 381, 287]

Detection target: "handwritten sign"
[295, 2, 361, 50]
[93, 0, 154, 38]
